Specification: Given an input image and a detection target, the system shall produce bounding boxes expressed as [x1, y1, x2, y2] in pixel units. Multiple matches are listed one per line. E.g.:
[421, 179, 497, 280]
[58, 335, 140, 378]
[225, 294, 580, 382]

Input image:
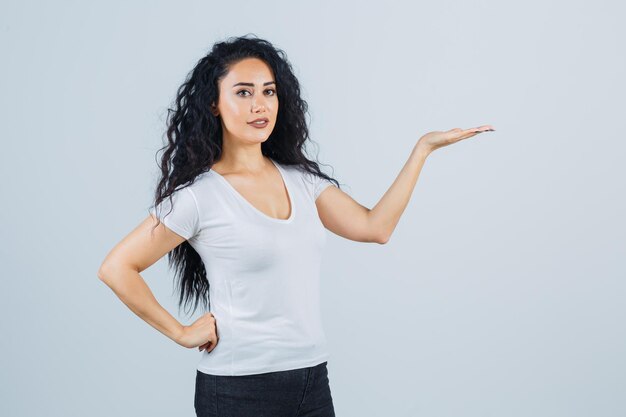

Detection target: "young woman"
[98, 34, 494, 417]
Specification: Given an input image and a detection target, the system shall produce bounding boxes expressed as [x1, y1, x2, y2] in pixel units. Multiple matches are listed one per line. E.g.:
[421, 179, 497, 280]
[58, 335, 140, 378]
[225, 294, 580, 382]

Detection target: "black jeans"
[194, 361, 336, 417]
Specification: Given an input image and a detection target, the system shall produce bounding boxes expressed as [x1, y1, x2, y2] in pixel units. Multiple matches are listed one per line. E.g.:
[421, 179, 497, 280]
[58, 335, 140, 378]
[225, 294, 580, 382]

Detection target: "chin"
[249, 129, 274, 141]
[243, 133, 271, 144]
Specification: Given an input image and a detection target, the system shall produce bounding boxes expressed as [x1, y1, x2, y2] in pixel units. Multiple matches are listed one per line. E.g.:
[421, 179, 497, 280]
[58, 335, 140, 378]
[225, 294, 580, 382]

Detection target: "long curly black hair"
[149, 34, 341, 317]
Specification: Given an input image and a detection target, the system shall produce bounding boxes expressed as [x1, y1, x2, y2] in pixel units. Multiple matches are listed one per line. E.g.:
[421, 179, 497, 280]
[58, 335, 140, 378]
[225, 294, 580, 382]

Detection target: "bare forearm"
[368, 144, 430, 242]
[98, 266, 183, 344]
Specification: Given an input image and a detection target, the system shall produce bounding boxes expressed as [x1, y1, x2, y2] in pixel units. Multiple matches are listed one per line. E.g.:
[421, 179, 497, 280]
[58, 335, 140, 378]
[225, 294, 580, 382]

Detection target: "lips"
[248, 118, 269, 124]
[248, 118, 269, 129]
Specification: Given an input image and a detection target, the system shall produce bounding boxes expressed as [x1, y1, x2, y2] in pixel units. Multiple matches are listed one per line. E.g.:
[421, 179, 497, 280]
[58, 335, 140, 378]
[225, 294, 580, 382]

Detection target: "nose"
[251, 97, 268, 113]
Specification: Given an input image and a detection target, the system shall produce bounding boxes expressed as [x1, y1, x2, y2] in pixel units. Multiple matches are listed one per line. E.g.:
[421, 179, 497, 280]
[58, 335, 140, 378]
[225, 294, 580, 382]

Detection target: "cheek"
[222, 98, 245, 117]
[219, 100, 247, 126]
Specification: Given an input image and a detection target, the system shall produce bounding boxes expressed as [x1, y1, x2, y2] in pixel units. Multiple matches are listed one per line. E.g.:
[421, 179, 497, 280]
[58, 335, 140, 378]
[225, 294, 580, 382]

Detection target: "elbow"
[368, 225, 390, 244]
[98, 262, 122, 285]
[97, 263, 111, 282]
[372, 230, 390, 245]
[98, 262, 139, 290]
[376, 234, 390, 245]
[367, 211, 390, 244]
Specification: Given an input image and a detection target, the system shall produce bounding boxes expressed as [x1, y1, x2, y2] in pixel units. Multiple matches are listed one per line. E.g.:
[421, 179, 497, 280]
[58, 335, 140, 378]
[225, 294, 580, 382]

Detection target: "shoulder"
[184, 170, 221, 193]
[275, 162, 310, 178]
[276, 162, 315, 189]
[159, 171, 221, 211]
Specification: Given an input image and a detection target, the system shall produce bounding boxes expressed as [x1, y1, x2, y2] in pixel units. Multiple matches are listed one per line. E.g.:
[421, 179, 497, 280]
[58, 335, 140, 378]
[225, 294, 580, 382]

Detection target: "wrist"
[173, 323, 186, 346]
[412, 142, 431, 160]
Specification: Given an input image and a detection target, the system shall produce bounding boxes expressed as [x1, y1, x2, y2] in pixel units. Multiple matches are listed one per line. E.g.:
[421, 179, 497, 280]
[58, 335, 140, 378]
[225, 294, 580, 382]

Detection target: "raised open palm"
[418, 125, 495, 154]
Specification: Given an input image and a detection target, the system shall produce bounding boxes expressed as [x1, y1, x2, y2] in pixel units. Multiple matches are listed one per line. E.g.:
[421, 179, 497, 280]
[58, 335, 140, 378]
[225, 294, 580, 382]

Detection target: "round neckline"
[210, 158, 296, 224]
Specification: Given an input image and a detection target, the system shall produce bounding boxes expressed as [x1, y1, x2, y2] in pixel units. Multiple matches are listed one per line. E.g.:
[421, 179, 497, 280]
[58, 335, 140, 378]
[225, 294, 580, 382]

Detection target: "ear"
[210, 103, 219, 117]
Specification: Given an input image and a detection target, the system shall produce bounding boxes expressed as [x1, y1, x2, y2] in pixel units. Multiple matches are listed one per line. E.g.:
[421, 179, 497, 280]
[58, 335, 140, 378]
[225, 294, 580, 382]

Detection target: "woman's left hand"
[416, 125, 495, 155]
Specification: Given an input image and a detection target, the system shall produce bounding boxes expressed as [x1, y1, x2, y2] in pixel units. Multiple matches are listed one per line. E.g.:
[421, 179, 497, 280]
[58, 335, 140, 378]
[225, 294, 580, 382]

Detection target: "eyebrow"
[232, 81, 276, 88]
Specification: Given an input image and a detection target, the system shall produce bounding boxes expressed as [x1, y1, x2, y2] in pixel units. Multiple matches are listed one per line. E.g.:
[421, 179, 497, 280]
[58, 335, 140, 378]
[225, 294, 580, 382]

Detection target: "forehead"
[222, 58, 274, 84]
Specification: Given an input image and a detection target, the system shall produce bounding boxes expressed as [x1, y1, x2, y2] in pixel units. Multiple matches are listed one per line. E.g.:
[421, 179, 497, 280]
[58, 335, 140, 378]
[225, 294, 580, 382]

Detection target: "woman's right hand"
[177, 312, 219, 353]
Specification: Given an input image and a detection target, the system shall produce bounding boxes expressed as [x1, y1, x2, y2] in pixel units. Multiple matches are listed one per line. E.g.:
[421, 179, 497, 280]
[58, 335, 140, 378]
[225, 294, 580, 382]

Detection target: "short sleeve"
[299, 167, 335, 201]
[313, 175, 334, 200]
[149, 186, 200, 240]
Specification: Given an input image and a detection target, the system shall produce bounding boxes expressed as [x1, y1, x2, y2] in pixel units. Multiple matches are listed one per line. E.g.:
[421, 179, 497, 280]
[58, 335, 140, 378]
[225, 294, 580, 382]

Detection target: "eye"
[236, 89, 276, 97]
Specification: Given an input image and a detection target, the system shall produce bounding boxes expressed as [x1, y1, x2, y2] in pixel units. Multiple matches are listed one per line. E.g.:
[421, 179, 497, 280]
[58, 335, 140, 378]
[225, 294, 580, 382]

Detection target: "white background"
[1, 1, 624, 416]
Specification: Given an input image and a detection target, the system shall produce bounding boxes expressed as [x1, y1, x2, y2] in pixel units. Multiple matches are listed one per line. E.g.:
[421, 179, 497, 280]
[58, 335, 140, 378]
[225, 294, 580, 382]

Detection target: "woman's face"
[211, 57, 279, 145]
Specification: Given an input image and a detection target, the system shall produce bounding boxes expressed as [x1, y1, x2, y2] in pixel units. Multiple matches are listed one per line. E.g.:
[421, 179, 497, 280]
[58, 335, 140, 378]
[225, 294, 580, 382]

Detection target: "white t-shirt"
[150, 158, 334, 376]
